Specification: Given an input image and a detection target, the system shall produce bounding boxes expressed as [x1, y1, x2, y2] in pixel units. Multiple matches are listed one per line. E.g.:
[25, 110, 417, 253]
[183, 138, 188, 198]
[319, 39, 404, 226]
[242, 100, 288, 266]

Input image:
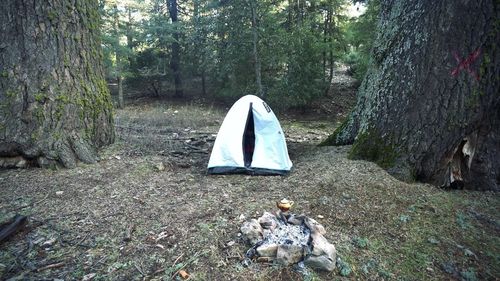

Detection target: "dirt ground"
[1, 71, 499, 281]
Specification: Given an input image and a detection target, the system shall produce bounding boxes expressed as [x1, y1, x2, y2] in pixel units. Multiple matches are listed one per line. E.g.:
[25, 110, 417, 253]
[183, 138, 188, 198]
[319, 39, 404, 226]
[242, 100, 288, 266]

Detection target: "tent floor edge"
[207, 166, 290, 176]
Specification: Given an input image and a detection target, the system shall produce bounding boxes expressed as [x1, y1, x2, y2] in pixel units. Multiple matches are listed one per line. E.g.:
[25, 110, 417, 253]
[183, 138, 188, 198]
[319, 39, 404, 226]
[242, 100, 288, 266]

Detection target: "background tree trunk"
[322, 0, 499, 190]
[113, 3, 124, 109]
[249, 0, 263, 97]
[167, 0, 183, 98]
[0, 0, 115, 168]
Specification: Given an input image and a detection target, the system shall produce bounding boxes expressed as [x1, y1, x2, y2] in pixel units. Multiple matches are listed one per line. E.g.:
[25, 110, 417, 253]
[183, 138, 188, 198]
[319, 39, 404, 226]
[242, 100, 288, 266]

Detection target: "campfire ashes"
[240, 202, 336, 271]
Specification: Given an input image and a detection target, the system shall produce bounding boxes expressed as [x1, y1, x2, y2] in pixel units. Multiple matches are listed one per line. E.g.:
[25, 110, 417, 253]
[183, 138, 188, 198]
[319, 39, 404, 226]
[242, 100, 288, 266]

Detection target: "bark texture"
[167, 0, 184, 98]
[0, 0, 115, 168]
[323, 0, 499, 190]
[249, 0, 263, 97]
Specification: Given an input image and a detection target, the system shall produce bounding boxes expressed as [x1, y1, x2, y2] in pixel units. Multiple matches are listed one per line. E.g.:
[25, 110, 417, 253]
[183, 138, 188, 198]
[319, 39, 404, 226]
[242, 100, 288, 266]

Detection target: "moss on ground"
[319, 118, 349, 146]
[348, 129, 399, 169]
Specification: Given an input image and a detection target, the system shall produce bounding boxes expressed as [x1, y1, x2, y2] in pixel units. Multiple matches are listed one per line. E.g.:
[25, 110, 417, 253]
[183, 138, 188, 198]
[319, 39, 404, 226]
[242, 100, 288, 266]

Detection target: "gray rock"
[276, 244, 304, 265]
[304, 232, 336, 271]
[258, 212, 278, 230]
[287, 214, 306, 225]
[305, 218, 326, 235]
[310, 232, 336, 258]
[304, 253, 336, 271]
[318, 196, 330, 205]
[240, 219, 263, 245]
[256, 243, 278, 257]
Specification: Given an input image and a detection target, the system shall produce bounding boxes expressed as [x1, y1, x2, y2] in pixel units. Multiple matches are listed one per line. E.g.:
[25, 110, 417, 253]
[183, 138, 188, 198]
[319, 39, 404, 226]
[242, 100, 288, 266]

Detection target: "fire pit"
[240, 199, 336, 271]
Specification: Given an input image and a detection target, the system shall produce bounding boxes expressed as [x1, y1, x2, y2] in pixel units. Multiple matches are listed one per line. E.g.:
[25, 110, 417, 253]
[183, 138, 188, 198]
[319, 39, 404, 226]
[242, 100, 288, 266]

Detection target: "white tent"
[208, 95, 292, 175]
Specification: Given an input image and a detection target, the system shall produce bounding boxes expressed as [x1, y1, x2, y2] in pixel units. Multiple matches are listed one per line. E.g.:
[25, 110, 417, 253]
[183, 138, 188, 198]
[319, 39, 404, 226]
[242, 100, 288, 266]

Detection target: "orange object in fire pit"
[276, 198, 294, 212]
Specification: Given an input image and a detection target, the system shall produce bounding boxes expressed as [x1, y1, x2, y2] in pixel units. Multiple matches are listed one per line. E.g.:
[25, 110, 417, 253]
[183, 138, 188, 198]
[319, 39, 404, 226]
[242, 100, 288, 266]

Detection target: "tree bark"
[322, 0, 499, 190]
[167, 0, 183, 98]
[126, 6, 134, 66]
[0, 0, 115, 168]
[193, 0, 207, 96]
[113, 3, 124, 109]
[249, 0, 263, 97]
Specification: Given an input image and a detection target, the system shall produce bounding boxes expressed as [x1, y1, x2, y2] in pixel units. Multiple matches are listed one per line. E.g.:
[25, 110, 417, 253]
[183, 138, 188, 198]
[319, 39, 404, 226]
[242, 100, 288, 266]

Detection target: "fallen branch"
[36, 262, 65, 272]
[0, 214, 28, 243]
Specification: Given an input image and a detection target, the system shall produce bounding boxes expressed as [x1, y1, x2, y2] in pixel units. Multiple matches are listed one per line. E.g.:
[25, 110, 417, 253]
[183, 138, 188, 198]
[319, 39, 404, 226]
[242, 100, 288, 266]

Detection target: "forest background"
[100, 0, 378, 109]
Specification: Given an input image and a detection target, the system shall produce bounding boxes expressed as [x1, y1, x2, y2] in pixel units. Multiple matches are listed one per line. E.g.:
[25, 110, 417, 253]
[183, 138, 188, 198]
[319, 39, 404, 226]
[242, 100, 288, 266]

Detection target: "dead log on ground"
[0, 214, 28, 243]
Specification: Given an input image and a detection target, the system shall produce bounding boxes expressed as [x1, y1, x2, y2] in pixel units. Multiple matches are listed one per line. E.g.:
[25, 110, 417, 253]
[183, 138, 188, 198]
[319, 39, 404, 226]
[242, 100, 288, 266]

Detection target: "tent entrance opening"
[243, 103, 255, 167]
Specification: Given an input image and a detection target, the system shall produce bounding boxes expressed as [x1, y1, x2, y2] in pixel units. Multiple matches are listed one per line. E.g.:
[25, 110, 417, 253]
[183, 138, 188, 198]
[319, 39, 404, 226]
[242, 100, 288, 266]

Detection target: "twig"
[36, 262, 65, 272]
[152, 253, 184, 276]
[184, 143, 204, 151]
[134, 262, 145, 276]
[75, 232, 91, 247]
[101, 212, 124, 220]
[170, 252, 203, 280]
[172, 254, 184, 267]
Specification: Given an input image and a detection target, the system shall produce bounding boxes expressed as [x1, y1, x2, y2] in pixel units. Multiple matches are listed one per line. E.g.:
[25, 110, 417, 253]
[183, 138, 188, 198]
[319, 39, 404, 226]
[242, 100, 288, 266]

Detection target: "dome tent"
[208, 95, 292, 175]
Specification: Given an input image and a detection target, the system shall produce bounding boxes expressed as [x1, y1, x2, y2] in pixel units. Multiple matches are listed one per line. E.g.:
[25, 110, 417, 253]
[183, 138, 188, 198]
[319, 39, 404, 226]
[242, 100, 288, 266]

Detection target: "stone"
[240, 219, 263, 245]
[258, 212, 278, 230]
[318, 196, 330, 205]
[276, 244, 304, 265]
[42, 238, 57, 247]
[304, 254, 336, 272]
[305, 217, 326, 235]
[256, 243, 278, 257]
[55, 191, 64, 196]
[287, 214, 306, 225]
[238, 214, 246, 222]
[309, 232, 336, 258]
[304, 232, 336, 271]
[82, 273, 96, 281]
[155, 162, 165, 171]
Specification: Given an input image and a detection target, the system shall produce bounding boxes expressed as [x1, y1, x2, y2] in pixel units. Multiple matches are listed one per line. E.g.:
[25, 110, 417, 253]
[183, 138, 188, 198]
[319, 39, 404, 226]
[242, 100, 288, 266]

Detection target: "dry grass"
[0, 99, 498, 280]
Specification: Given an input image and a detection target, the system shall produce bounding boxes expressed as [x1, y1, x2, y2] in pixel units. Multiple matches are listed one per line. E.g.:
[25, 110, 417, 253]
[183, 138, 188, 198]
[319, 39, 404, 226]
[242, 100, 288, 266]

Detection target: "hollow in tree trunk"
[322, 0, 499, 190]
[0, 0, 115, 168]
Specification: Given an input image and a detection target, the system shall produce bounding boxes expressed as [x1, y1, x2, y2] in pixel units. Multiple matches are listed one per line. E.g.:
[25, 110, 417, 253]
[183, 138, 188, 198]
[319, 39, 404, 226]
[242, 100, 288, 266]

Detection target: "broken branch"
[36, 262, 65, 272]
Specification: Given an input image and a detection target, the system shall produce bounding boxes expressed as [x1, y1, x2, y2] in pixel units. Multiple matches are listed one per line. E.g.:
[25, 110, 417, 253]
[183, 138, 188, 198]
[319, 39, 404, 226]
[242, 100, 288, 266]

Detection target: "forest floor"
[1, 69, 499, 281]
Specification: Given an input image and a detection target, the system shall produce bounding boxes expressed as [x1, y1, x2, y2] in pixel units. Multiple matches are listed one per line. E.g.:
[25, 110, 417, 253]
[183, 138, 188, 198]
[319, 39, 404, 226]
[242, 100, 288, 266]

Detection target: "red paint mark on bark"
[451, 48, 481, 81]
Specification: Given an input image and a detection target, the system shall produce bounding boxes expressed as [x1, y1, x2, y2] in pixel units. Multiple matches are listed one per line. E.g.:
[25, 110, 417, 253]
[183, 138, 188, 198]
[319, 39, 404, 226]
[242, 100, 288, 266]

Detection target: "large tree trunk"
[167, 0, 183, 98]
[322, 0, 499, 190]
[0, 0, 115, 168]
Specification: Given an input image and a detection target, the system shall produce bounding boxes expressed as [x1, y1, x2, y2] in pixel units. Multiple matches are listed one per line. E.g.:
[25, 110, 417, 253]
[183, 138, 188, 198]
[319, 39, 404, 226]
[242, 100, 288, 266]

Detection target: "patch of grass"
[461, 267, 478, 281]
[347, 129, 399, 169]
[352, 236, 369, 249]
[456, 211, 469, 229]
[337, 258, 352, 277]
[399, 214, 411, 223]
